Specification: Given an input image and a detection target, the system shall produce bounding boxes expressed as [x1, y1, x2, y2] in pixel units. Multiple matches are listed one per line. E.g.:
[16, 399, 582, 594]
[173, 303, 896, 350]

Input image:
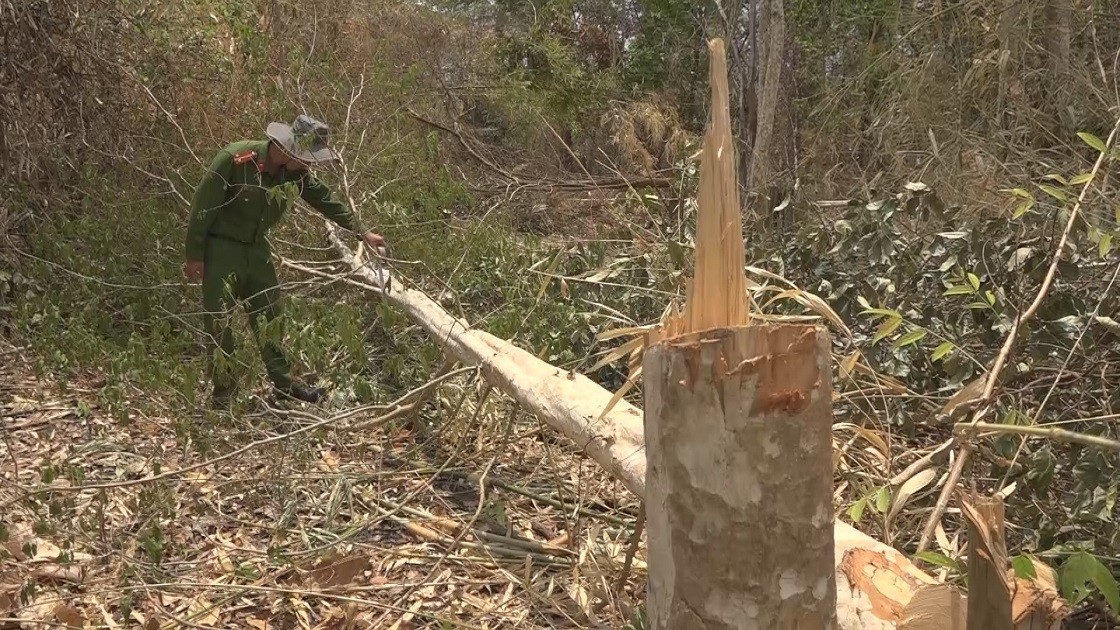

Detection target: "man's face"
[278, 150, 310, 173]
[269, 141, 311, 173]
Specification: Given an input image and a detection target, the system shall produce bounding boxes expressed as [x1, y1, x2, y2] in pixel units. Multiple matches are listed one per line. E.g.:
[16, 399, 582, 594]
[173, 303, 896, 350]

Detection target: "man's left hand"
[362, 231, 387, 254]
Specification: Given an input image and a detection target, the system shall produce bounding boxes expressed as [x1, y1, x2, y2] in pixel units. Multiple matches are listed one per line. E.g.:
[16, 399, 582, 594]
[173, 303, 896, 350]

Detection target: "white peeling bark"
[644, 324, 837, 629]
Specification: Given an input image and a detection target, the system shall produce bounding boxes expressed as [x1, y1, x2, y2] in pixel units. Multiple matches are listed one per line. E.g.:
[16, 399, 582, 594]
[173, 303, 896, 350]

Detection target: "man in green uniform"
[183, 115, 385, 405]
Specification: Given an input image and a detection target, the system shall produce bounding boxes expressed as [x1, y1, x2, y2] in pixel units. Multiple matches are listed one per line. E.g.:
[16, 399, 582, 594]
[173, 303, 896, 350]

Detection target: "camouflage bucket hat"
[266, 114, 341, 164]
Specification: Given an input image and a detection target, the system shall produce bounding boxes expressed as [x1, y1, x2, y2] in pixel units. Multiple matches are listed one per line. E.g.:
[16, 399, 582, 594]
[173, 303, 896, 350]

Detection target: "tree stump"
[644, 323, 837, 629]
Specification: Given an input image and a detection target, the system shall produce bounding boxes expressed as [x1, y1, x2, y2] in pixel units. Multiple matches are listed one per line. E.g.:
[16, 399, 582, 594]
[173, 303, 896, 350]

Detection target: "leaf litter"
[0, 342, 644, 628]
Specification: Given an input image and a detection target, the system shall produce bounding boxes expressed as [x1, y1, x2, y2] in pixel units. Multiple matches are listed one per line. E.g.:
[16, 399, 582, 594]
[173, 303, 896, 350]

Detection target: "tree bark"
[747, 0, 784, 200]
[1044, 0, 1073, 132]
[644, 324, 837, 629]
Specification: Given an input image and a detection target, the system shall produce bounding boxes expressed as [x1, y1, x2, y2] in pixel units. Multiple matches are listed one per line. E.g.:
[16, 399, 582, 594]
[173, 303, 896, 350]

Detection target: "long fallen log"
[322, 226, 1066, 629]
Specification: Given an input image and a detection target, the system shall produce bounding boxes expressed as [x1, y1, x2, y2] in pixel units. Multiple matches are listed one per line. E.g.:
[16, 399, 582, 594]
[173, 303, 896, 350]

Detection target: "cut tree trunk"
[644, 325, 837, 629]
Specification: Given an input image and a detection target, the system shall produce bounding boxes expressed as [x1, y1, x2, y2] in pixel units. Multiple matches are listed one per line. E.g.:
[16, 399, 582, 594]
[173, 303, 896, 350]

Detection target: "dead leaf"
[32, 564, 83, 585]
[303, 554, 371, 589]
[187, 597, 221, 626]
[887, 468, 938, 527]
[54, 603, 85, 627]
[214, 547, 235, 574]
[319, 448, 340, 472]
[387, 599, 423, 630]
[247, 617, 269, 630]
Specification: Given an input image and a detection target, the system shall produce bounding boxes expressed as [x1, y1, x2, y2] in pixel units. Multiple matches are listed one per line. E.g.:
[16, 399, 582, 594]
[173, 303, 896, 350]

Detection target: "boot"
[209, 383, 238, 410]
[274, 381, 326, 403]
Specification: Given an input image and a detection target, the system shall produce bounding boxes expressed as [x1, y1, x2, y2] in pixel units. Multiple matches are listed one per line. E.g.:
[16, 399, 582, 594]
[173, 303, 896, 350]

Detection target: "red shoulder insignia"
[232, 150, 258, 165]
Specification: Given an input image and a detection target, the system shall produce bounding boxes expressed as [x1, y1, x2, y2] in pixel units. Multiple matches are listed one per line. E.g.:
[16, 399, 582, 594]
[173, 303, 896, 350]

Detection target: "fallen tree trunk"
[321, 228, 1067, 630]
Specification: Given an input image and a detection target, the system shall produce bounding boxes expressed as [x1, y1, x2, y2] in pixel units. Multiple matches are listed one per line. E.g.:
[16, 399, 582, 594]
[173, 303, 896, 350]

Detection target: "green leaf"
[849, 497, 867, 524]
[1098, 560, 1120, 612]
[968, 300, 991, 310]
[892, 328, 927, 349]
[1012, 554, 1038, 580]
[1060, 551, 1118, 609]
[874, 486, 891, 514]
[944, 285, 975, 296]
[1099, 233, 1113, 258]
[1042, 173, 1069, 185]
[860, 307, 901, 319]
[915, 550, 960, 572]
[985, 290, 997, 306]
[873, 316, 903, 344]
[967, 272, 981, 290]
[1039, 184, 1069, 203]
[1012, 198, 1035, 219]
[1078, 131, 1107, 153]
[1069, 172, 1094, 186]
[931, 341, 955, 362]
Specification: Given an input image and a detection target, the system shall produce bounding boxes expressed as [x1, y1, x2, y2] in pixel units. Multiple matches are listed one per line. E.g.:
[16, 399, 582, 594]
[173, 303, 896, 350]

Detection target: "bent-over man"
[184, 115, 385, 406]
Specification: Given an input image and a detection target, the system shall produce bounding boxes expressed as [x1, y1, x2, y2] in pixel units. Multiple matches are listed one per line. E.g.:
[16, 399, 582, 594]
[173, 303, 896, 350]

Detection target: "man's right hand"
[184, 260, 205, 281]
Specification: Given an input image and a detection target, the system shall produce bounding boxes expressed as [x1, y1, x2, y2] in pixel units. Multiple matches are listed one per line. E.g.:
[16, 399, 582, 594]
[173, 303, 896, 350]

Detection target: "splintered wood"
[643, 38, 837, 629]
[658, 37, 749, 341]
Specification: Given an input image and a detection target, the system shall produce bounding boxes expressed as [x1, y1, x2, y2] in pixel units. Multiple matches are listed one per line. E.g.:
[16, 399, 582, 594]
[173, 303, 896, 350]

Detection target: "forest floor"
[0, 337, 646, 629]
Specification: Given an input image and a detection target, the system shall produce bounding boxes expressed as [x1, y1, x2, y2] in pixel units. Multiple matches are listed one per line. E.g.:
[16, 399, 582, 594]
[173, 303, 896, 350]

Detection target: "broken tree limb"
[963, 492, 1012, 630]
[326, 226, 649, 498]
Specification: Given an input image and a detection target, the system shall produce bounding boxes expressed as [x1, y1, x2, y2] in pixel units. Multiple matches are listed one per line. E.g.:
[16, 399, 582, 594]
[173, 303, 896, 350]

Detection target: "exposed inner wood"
[963, 491, 1012, 630]
[658, 38, 749, 341]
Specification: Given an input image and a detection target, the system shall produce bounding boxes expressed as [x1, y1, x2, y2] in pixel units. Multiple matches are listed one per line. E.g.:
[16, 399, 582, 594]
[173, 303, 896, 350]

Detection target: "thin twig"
[615, 501, 646, 596]
[955, 422, 1120, 451]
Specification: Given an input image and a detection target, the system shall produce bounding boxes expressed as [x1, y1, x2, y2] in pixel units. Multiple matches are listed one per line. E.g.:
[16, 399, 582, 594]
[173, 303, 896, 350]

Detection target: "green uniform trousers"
[202, 236, 292, 395]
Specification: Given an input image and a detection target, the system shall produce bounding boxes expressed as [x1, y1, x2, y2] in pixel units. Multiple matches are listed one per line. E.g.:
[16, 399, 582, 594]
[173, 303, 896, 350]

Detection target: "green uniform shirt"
[185, 139, 362, 261]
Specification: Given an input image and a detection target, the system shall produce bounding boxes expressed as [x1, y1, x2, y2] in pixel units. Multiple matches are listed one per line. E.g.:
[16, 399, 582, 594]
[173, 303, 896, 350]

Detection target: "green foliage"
[1061, 551, 1120, 613]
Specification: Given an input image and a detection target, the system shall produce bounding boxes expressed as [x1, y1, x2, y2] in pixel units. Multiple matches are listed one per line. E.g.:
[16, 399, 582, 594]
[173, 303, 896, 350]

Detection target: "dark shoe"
[274, 382, 326, 403]
[209, 385, 237, 409]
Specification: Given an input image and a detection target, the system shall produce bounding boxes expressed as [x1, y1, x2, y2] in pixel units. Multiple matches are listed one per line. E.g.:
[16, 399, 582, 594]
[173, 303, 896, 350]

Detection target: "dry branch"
[963, 492, 1012, 630]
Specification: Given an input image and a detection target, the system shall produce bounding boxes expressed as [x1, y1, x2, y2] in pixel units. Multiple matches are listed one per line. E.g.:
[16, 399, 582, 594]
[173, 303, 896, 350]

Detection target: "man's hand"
[183, 260, 205, 281]
[362, 231, 387, 254]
